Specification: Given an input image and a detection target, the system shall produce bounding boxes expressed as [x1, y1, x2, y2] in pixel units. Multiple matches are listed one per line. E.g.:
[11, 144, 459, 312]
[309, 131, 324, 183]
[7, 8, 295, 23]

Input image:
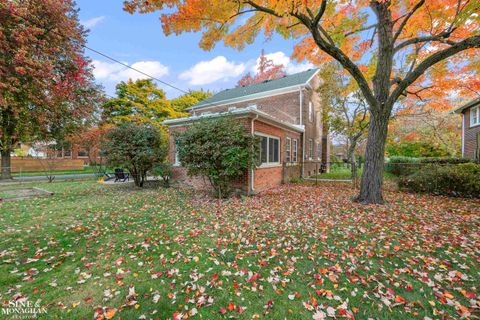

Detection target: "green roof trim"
[189, 68, 319, 110]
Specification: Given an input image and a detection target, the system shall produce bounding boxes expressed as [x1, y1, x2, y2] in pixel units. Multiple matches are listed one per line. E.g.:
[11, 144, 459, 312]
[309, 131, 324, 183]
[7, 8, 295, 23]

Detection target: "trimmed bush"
[176, 117, 258, 198]
[399, 163, 480, 198]
[385, 156, 476, 176]
[152, 162, 173, 187]
[419, 157, 474, 165]
[384, 156, 422, 176]
[103, 124, 167, 187]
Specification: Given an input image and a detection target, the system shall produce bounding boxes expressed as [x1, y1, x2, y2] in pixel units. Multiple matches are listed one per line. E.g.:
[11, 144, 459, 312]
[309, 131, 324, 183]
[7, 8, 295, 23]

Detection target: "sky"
[76, 0, 314, 99]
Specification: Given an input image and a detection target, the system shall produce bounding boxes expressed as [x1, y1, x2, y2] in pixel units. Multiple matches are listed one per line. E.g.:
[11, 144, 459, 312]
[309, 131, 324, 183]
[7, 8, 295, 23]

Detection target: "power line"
[84, 45, 188, 94]
[7, 10, 189, 95]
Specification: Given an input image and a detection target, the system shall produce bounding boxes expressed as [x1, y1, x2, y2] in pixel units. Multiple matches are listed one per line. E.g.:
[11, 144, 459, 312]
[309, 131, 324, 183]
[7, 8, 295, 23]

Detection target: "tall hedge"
[399, 163, 480, 198]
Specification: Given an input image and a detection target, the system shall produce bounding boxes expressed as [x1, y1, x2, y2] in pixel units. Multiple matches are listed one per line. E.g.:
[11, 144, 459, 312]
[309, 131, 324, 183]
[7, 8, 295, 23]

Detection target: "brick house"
[454, 98, 480, 160]
[164, 69, 330, 193]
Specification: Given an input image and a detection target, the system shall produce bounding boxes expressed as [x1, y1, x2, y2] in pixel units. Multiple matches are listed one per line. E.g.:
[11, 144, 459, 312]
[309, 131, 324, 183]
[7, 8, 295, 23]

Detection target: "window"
[308, 139, 313, 159]
[285, 138, 291, 163]
[308, 101, 314, 122]
[292, 139, 298, 162]
[77, 149, 89, 158]
[471, 106, 480, 126]
[174, 140, 181, 166]
[317, 143, 321, 160]
[257, 134, 280, 165]
[64, 149, 72, 158]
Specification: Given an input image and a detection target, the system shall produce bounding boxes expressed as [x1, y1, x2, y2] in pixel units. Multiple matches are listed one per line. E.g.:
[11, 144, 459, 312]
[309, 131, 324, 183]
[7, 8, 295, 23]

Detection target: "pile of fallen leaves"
[0, 181, 478, 319]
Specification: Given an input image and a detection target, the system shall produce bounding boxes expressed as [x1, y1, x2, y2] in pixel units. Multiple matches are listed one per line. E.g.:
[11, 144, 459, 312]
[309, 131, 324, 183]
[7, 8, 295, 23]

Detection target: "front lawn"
[12, 166, 100, 177]
[0, 181, 478, 319]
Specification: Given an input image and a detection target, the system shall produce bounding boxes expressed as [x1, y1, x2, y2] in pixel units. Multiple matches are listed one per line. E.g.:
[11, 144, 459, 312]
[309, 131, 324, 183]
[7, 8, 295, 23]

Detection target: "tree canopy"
[102, 79, 185, 129]
[124, 0, 480, 203]
[170, 90, 212, 112]
[237, 50, 286, 86]
[0, 0, 102, 179]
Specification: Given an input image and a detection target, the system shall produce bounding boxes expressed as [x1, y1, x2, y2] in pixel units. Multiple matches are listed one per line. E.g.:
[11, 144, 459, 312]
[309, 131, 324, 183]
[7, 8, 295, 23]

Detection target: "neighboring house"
[164, 69, 330, 193]
[14, 142, 102, 164]
[453, 98, 480, 160]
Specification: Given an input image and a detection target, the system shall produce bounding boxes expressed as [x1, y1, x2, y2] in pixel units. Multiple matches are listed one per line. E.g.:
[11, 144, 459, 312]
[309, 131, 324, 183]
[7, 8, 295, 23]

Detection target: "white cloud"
[81, 16, 105, 29]
[92, 60, 169, 82]
[253, 51, 315, 75]
[179, 56, 246, 85]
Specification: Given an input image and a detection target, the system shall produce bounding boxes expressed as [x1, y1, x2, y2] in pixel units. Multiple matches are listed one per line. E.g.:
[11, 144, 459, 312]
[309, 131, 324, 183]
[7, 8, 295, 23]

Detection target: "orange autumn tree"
[237, 50, 287, 86]
[124, 0, 480, 204]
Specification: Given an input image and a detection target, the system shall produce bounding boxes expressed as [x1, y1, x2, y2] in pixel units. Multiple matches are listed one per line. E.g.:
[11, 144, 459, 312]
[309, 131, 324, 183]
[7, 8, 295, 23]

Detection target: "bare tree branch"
[389, 35, 480, 104]
[394, 29, 457, 52]
[393, 0, 425, 42]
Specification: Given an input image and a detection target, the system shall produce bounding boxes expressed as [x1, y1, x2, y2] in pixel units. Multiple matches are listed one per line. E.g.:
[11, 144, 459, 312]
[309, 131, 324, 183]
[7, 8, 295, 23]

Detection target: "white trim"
[305, 69, 320, 84]
[254, 131, 280, 139]
[292, 139, 298, 163]
[188, 86, 304, 111]
[255, 133, 280, 167]
[250, 115, 258, 194]
[470, 106, 480, 127]
[285, 137, 292, 163]
[308, 101, 313, 123]
[462, 113, 465, 157]
[256, 164, 282, 169]
[164, 107, 304, 133]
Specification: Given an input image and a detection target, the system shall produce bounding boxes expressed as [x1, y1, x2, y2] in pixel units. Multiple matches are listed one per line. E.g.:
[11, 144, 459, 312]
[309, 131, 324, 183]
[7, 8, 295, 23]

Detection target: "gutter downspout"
[461, 113, 465, 157]
[299, 87, 305, 177]
[250, 114, 258, 194]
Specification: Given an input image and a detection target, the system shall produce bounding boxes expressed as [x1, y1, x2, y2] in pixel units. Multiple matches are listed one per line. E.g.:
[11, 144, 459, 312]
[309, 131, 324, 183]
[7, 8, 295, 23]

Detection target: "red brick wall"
[193, 91, 301, 124]
[190, 73, 330, 171]
[167, 117, 252, 192]
[463, 108, 480, 159]
[253, 120, 301, 192]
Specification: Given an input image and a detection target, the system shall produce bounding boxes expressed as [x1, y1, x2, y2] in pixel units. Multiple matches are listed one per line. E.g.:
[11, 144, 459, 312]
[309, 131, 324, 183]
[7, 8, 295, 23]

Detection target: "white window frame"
[292, 139, 298, 163]
[317, 143, 321, 160]
[471, 106, 480, 127]
[256, 133, 281, 167]
[77, 148, 89, 159]
[308, 101, 314, 122]
[174, 140, 181, 166]
[308, 139, 313, 160]
[285, 137, 291, 163]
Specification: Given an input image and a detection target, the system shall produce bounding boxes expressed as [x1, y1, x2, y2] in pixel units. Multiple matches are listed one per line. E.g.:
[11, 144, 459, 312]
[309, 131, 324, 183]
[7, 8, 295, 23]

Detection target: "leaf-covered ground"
[0, 180, 478, 319]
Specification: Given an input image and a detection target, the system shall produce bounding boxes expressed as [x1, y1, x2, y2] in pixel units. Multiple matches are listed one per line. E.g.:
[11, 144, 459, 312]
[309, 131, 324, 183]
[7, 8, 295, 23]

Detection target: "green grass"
[0, 180, 478, 319]
[11, 166, 100, 177]
[312, 165, 396, 180]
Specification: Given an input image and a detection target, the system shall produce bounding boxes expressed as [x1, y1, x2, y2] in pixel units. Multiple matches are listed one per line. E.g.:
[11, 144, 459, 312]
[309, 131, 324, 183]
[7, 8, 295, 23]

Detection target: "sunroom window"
[257, 135, 280, 165]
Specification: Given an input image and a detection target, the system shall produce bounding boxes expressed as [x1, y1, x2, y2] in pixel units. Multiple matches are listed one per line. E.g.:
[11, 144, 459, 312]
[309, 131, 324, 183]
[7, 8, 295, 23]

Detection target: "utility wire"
[8, 10, 189, 95]
[84, 45, 188, 94]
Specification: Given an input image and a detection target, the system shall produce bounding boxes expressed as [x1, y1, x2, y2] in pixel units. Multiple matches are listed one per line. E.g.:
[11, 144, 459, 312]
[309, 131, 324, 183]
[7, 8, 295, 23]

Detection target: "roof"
[163, 106, 304, 133]
[453, 98, 480, 114]
[189, 68, 319, 110]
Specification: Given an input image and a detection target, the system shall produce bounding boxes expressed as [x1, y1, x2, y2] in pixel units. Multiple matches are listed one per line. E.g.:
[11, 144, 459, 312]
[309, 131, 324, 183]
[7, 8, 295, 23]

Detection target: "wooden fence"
[7, 158, 85, 172]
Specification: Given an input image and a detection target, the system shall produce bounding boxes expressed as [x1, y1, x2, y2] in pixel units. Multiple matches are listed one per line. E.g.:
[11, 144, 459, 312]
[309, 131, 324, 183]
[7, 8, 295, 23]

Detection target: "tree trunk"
[1, 149, 13, 180]
[356, 111, 389, 204]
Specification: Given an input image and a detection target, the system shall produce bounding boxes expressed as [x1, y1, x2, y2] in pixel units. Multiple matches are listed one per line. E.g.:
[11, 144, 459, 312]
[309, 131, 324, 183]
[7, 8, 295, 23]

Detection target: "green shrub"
[399, 163, 480, 198]
[102, 124, 168, 187]
[419, 157, 473, 165]
[152, 162, 173, 187]
[384, 156, 422, 176]
[176, 117, 258, 198]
